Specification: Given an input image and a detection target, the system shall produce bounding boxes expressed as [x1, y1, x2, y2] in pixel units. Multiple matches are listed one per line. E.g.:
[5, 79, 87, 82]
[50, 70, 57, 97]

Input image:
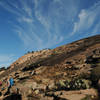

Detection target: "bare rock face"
[0, 35, 100, 100]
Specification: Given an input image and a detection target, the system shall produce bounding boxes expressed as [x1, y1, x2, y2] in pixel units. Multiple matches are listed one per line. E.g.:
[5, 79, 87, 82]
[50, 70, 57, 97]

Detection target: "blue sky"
[0, 0, 100, 67]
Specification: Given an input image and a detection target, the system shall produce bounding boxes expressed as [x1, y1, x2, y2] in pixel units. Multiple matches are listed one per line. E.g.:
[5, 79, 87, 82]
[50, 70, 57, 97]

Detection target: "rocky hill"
[0, 35, 100, 100]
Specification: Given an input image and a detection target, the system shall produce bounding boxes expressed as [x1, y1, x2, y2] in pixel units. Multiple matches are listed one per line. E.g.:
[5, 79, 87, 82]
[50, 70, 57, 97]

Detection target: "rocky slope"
[0, 35, 100, 100]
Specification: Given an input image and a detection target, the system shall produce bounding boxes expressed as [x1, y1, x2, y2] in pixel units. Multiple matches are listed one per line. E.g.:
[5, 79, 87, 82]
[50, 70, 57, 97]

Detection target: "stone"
[48, 82, 56, 90]
[25, 82, 37, 90]
[34, 89, 39, 94]
[37, 84, 47, 90]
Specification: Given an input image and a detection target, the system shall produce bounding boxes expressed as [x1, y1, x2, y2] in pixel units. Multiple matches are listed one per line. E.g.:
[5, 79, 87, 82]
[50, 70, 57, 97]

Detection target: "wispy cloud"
[0, 0, 79, 50]
[0, 54, 16, 67]
[92, 23, 100, 35]
[71, 1, 100, 36]
[33, 0, 79, 47]
[0, 0, 99, 51]
[18, 17, 33, 23]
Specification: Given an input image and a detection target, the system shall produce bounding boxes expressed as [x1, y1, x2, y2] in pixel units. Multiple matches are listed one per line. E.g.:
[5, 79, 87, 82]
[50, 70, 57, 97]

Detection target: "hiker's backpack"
[9, 78, 14, 86]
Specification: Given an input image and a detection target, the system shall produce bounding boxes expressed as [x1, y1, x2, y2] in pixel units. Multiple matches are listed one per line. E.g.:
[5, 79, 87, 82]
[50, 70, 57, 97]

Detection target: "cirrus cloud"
[0, 54, 16, 67]
[72, 1, 100, 36]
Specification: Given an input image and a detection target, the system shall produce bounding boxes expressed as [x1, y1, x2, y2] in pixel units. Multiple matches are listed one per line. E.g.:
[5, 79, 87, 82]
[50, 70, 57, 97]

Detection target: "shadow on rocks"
[3, 93, 22, 100]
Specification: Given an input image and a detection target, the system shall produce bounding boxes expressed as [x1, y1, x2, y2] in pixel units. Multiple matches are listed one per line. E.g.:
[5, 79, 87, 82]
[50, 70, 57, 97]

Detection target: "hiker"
[8, 76, 14, 90]
[4, 76, 14, 96]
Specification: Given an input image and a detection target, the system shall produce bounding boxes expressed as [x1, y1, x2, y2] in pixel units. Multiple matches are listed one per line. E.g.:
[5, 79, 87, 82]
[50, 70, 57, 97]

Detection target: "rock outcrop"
[0, 35, 100, 100]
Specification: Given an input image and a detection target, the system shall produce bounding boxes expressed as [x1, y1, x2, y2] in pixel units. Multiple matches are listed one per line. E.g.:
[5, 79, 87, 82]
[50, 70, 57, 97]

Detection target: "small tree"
[27, 51, 30, 54]
[31, 51, 34, 53]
